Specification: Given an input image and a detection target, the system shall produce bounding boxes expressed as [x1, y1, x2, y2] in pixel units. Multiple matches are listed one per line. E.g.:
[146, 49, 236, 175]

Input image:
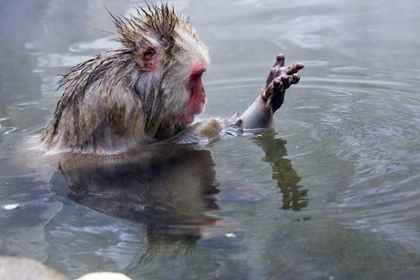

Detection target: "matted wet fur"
[39, 4, 211, 155]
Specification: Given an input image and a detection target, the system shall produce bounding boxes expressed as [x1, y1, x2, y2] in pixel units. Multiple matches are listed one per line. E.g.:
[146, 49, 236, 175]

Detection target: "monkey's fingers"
[266, 56, 302, 88]
[280, 75, 291, 90]
[273, 54, 285, 68]
[273, 76, 287, 91]
[266, 67, 282, 87]
[273, 74, 300, 91]
[291, 73, 300, 84]
[285, 63, 305, 75]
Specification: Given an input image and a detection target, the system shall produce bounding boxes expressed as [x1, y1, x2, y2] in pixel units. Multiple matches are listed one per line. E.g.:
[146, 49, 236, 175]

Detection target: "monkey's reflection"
[55, 131, 307, 259]
[253, 130, 308, 211]
[57, 144, 220, 240]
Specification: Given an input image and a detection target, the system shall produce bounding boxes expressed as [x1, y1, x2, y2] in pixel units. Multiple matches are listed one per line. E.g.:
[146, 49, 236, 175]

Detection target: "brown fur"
[39, 4, 210, 154]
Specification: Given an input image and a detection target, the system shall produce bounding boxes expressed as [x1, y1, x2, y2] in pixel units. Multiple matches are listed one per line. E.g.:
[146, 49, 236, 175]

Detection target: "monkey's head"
[113, 4, 210, 140]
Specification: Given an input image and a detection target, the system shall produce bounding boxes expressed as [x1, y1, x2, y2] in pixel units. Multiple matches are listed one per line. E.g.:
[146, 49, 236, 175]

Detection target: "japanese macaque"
[38, 4, 304, 155]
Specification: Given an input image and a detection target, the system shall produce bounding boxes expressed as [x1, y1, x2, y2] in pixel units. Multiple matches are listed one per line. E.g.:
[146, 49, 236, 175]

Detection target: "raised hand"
[239, 54, 304, 129]
[262, 54, 304, 111]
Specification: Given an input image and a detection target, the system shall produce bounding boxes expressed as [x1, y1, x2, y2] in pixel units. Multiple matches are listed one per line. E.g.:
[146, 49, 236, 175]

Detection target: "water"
[1, 0, 420, 279]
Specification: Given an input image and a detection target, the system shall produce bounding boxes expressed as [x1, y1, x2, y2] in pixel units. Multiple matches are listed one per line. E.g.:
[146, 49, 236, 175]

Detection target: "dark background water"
[1, 0, 420, 279]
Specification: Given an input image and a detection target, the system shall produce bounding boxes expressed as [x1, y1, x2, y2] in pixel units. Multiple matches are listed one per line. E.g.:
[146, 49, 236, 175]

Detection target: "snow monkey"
[39, 4, 304, 154]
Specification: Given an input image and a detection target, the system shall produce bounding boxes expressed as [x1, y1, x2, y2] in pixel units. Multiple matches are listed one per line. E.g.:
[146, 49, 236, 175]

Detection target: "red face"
[181, 63, 207, 125]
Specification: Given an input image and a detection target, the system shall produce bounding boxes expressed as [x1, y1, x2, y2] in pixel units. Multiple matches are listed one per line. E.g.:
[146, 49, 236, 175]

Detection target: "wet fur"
[39, 4, 210, 154]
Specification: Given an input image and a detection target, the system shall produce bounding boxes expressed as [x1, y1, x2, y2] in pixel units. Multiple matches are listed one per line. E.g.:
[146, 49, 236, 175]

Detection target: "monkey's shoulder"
[55, 50, 139, 105]
[60, 50, 134, 88]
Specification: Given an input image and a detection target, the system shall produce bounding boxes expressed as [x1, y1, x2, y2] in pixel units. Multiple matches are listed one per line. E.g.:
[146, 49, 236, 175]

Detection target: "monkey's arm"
[240, 54, 304, 129]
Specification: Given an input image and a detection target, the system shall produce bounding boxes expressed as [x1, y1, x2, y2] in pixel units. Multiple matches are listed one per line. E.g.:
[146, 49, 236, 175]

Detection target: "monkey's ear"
[134, 38, 162, 71]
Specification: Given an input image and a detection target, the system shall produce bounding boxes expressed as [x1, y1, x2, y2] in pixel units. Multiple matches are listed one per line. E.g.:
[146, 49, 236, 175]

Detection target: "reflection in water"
[253, 130, 308, 211]
[54, 132, 306, 263]
[55, 144, 220, 258]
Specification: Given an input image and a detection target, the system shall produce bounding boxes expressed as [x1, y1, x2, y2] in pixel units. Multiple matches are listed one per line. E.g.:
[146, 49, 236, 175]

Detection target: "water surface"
[1, 0, 420, 279]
